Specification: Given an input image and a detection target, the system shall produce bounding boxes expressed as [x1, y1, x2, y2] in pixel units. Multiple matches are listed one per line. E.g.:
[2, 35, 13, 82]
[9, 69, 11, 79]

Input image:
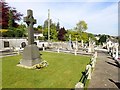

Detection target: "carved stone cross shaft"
[24, 9, 36, 45]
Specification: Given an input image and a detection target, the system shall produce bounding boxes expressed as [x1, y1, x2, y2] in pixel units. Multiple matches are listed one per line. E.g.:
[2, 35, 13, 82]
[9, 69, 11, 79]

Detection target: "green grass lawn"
[2, 51, 90, 88]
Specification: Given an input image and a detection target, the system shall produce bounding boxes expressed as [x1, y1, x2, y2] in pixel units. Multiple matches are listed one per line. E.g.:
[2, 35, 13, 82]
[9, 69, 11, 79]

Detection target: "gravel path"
[88, 52, 120, 89]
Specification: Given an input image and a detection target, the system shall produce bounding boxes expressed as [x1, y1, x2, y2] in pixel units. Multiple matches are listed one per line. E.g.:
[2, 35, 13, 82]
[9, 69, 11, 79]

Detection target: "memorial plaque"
[4, 41, 9, 48]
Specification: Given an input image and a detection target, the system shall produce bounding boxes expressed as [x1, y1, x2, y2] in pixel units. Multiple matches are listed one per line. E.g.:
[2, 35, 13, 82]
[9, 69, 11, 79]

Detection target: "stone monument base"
[17, 63, 36, 69]
[20, 44, 41, 67]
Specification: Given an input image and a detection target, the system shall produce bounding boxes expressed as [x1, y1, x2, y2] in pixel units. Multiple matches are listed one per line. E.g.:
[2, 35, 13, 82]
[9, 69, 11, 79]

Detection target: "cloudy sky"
[6, 0, 119, 36]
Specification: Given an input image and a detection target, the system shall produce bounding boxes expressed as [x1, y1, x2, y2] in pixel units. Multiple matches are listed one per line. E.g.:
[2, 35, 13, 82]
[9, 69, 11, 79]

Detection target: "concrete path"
[88, 52, 120, 89]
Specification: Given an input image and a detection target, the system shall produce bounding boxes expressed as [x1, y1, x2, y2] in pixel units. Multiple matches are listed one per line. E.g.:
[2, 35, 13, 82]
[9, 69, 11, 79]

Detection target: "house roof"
[107, 37, 118, 43]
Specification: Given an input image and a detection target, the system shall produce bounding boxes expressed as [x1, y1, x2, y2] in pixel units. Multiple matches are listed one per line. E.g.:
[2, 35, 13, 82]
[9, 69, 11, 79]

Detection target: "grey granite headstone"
[68, 34, 73, 50]
[20, 9, 41, 67]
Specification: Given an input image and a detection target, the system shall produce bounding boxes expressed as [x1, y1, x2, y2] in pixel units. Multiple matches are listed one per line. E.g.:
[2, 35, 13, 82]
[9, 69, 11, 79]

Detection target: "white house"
[34, 33, 43, 40]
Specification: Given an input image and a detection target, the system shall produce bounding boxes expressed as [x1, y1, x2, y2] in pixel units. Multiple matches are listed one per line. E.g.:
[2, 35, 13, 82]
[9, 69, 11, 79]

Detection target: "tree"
[98, 34, 107, 45]
[56, 21, 60, 32]
[37, 25, 42, 30]
[75, 20, 88, 41]
[50, 23, 58, 41]
[76, 20, 88, 32]
[66, 30, 79, 41]
[88, 33, 96, 40]
[58, 27, 67, 41]
[66, 30, 88, 42]
[15, 24, 27, 37]
[8, 10, 13, 29]
[0, 1, 23, 29]
[81, 32, 88, 42]
[43, 28, 48, 41]
[43, 19, 52, 29]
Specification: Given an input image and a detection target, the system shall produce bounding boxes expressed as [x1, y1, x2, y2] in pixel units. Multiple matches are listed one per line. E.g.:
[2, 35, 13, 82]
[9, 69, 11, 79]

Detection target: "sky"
[5, 0, 119, 36]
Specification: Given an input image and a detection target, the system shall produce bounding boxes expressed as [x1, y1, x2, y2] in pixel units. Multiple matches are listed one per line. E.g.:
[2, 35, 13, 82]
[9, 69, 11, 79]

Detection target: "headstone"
[34, 42, 37, 45]
[81, 40, 83, 48]
[4, 41, 9, 48]
[88, 38, 94, 53]
[74, 49, 77, 55]
[20, 9, 41, 67]
[88, 38, 92, 53]
[94, 51, 97, 59]
[42, 43, 45, 51]
[91, 42, 94, 53]
[17, 49, 20, 55]
[75, 82, 84, 89]
[86, 64, 91, 79]
[75, 38, 78, 51]
[21, 42, 26, 48]
[90, 57, 96, 68]
[57, 48, 60, 53]
[107, 41, 110, 53]
[112, 45, 115, 58]
[115, 43, 119, 60]
[68, 34, 73, 50]
[110, 43, 114, 56]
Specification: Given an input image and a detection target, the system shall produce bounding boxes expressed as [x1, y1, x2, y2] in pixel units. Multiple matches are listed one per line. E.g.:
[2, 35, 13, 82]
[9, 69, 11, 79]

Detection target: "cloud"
[86, 2, 118, 35]
[6, 1, 118, 36]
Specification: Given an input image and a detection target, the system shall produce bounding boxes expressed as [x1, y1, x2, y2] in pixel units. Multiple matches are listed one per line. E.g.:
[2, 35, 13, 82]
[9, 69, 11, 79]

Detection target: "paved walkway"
[88, 52, 120, 89]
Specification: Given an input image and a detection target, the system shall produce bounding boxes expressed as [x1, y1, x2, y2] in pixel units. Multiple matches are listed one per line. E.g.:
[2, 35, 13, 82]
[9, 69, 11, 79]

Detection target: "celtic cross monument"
[20, 9, 41, 67]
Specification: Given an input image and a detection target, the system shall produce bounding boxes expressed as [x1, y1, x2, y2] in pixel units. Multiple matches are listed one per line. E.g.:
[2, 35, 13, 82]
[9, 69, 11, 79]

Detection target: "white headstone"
[94, 52, 97, 59]
[88, 47, 91, 53]
[43, 47, 45, 51]
[86, 64, 91, 79]
[88, 38, 94, 53]
[57, 48, 60, 53]
[75, 82, 84, 89]
[112, 44, 116, 58]
[76, 38, 78, 51]
[91, 58, 96, 68]
[74, 49, 77, 55]
[81, 40, 83, 48]
[115, 43, 119, 60]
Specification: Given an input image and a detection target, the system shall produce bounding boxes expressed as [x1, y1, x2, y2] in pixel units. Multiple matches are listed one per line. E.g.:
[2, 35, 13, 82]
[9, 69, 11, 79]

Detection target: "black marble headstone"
[21, 42, 26, 48]
[4, 41, 9, 48]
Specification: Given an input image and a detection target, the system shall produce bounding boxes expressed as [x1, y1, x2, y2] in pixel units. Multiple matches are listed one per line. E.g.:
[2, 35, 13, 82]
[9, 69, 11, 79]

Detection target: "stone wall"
[0, 38, 28, 50]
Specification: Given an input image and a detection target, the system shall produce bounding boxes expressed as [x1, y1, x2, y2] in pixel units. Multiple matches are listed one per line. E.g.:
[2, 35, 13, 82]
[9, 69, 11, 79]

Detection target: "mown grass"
[2, 51, 90, 88]
[0, 57, 2, 89]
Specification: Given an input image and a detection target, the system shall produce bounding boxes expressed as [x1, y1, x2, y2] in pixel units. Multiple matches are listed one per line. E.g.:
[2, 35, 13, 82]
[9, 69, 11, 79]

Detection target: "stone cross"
[24, 9, 36, 45]
[19, 9, 41, 67]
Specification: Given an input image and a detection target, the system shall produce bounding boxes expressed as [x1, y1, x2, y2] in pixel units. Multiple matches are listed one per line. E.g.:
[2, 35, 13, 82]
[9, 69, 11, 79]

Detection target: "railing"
[75, 52, 97, 89]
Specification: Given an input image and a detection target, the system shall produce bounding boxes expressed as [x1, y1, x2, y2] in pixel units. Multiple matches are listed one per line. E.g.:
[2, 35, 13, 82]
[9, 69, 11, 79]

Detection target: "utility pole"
[48, 9, 50, 42]
[42, 26, 44, 40]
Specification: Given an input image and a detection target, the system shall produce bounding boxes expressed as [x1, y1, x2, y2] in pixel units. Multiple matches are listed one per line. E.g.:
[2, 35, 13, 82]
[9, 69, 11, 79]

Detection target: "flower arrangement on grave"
[35, 60, 49, 69]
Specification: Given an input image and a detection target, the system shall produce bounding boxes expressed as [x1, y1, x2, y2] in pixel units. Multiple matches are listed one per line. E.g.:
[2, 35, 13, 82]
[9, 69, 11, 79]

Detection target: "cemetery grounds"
[1, 51, 90, 88]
